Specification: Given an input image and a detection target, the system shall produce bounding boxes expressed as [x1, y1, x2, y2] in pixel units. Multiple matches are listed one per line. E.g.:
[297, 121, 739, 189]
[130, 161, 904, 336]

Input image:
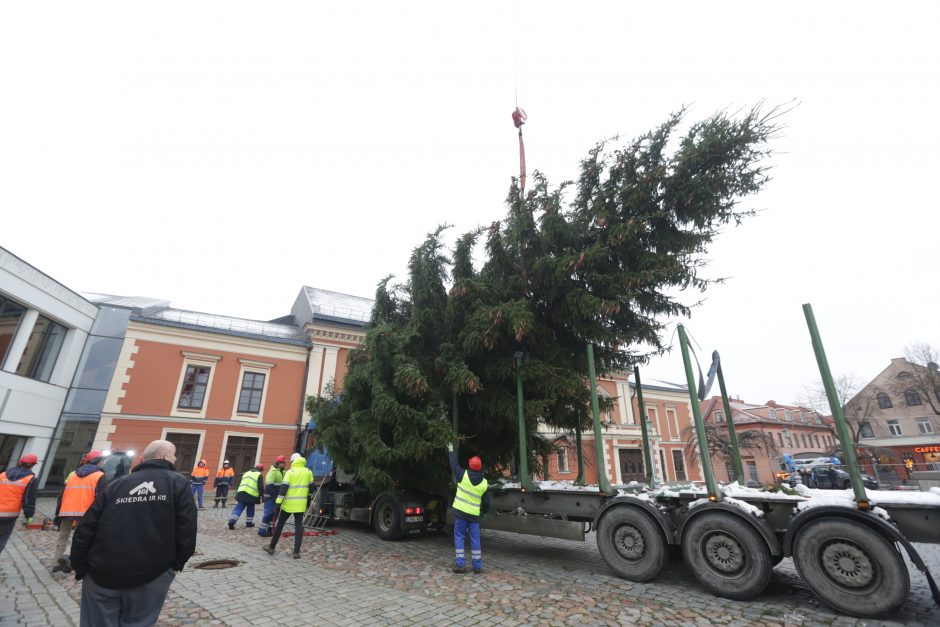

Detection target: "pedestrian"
[227, 463, 264, 529]
[190, 459, 209, 509]
[264, 452, 314, 559]
[259, 455, 288, 537]
[447, 442, 489, 574]
[0, 453, 39, 556]
[70, 440, 197, 627]
[52, 450, 106, 574]
[213, 460, 235, 508]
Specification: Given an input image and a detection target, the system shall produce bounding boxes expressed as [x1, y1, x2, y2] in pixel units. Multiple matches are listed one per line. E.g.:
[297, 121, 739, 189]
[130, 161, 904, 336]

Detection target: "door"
[165, 432, 200, 476]
[618, 448, 645, 483]
[223, 436, 259, 489]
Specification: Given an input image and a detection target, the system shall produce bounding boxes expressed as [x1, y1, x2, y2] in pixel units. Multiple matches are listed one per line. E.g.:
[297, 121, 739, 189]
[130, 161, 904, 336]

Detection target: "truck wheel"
[681, 512, 772, 600]
[596, 506, 666, 581]
[372, 495, 403, 541]
[792, 518, 909, 618]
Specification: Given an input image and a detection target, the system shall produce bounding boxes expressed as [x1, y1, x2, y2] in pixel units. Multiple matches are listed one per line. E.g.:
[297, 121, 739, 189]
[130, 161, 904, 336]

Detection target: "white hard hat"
[290, 453, 302, 462]
[223, 459, 230, 464]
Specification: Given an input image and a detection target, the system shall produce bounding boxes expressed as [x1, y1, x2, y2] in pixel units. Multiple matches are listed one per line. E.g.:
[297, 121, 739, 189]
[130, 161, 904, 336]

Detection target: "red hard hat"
[468, 456, 483, 471]
[19, 453, 39, 465]
[255, 463, 264, 470]
[84, 450, 104, 463]
[275, 455, 287, 463]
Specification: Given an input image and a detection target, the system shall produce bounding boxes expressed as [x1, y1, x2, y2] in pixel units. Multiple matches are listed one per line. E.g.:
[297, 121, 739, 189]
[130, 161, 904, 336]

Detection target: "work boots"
[293, 551, 300, 560]
[263, 545, 275, 555]
[227, 521, 235, 530]
[213, 500, 220, 509]
[246, 522, 254, 528]
[51, 556, 72, 574]
[452, 565, 466, 574]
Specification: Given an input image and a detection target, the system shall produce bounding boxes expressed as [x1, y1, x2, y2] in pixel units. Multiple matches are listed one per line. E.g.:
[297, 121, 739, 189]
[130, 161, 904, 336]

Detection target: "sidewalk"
[0, 534, 79, 627]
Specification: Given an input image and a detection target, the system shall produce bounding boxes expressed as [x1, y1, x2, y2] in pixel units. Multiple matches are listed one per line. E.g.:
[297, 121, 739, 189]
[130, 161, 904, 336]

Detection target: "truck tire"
[596, 506, 666, 581]
[681, 512, 772, 600]
[792, 518, 909, 618]
[372, 495, 404, 541]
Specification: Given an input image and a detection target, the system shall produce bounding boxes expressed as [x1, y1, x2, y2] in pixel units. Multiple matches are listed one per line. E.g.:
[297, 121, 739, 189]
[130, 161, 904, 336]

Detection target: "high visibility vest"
[237, 470, 262, 497]
[265, 467, 284, 488]
[216, 468, 234, 480]
[276, 466, 313, 513]
[191, 467, 209, 479]
[452, 471, 488, 517]
[59, 470, 104, 517]
[0, 472, 34, 518]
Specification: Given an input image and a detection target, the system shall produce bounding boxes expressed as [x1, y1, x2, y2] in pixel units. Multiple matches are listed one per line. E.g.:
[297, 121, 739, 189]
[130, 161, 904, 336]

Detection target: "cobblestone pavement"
[1, 498, 938, 626]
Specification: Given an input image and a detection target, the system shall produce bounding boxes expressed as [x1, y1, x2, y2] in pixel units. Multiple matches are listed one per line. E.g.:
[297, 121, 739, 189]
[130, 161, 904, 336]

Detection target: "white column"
[2, 309, 38, 371]
[303, 346, 325, 419]
[321, 347, 339, 394]
[618, 382, 634, 425]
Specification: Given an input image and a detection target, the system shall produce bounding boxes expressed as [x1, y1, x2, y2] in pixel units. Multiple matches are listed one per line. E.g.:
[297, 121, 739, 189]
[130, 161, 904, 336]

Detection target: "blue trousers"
[453, 517, 482, 570]
[229, 501, 255, 525]
[260, 497, 276, 532]
[190, 484, 204, 507]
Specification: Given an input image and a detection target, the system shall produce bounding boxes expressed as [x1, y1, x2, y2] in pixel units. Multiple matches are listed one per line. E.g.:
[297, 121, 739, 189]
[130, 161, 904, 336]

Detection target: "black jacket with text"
[70, 459, 197, 589]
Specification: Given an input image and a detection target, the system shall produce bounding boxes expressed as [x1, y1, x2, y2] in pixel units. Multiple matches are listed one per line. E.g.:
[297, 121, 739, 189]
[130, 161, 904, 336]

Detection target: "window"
[665, 407, 680, 440]
[905, 389, 922, 406]
[936, 386, 940, 403]
[671, 450, 686, 481]
[714, 411, 725, 423]
[777, 432, 784, 447]
[877, 392, 892, 409]
[800, 412, 808, 424]
[814, 413, 822, 425]
[178, 365, 211, 409]
[556, 447, 570, 473]
[769, 409, 778, 420]
[747, 461, 759, 482]
[888, 420, 902, 436]
[725, 463, 735, 482]
[801, 434, 808, 447]
[917, 419, 934, 435]
[813, 434, 821, 448]
[0, 295, 27, 368]
[860, 422, 874, 438]
[15, 314, 67, 382]
[237, 372, 266, 414]
[784, 411, 793, 422]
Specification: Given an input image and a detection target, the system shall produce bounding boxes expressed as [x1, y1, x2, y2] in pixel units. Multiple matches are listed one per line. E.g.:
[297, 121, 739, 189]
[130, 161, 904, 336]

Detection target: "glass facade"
[15, 314, 67, 382]
[0, 295, 26, 367]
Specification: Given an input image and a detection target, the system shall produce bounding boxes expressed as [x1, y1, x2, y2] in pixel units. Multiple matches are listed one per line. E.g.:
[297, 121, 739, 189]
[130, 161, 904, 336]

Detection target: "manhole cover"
[194, 559, 240, 570]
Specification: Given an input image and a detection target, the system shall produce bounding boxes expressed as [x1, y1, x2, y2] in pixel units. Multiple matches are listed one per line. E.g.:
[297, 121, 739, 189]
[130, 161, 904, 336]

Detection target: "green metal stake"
[802, 304, 869, 506]
[677, 325, 720, 500]
[717, 362, 745, 485]
[633, 366, 655, 489]
[515, 353, 537, 491]
[587, 343, 614, 494]
[574, 421, 585, 485]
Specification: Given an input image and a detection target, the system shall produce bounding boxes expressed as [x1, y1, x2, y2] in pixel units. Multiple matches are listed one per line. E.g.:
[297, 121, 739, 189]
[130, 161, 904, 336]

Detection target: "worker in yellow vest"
[263, 453, 314, 559]
[0, 453, 39, 556]
[51, 450, 105, 573]
[227, 463, 264, 529]
[448, 442, 489, 574]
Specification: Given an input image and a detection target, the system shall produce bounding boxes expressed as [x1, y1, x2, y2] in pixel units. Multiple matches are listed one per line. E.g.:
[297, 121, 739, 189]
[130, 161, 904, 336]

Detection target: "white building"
[0, 247, 97, 473]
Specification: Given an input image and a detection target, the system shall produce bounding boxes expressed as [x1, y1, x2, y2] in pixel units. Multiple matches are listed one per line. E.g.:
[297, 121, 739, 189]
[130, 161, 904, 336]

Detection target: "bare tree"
[901, 343, 940, 415]
[683, 424, 778, 470]
[800, 374, 876, 446]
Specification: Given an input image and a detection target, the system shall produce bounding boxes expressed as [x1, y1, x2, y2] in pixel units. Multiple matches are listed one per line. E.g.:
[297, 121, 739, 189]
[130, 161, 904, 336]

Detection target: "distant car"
[811, 464, 879, 490]
[99, 450, 135, 483]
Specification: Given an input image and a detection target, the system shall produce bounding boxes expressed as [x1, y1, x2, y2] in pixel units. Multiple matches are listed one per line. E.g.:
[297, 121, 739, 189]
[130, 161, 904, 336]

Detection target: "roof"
[629, 378, 688, 393]
[291, 286, 373, 328]
[82, 292, 171, 313]
[134, 307, 309, 346]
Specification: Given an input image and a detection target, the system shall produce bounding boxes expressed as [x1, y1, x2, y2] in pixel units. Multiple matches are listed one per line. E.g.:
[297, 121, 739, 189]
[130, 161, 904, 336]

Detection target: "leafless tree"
[800, 374, 876, 446]
[683, 424, 778, 468]
[899, 343, 940, 415]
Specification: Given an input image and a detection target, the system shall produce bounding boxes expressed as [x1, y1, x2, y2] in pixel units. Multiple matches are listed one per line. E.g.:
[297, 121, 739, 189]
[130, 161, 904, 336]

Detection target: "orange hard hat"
[19, 453, 39, 465]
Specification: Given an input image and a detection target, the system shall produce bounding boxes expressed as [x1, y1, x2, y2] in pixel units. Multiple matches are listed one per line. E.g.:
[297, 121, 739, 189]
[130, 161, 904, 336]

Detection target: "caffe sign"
[914, 446, 940, 453]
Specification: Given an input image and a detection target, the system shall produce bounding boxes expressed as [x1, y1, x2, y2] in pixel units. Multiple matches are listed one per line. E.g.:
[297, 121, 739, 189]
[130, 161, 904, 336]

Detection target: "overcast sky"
[2, 2, 938, 406]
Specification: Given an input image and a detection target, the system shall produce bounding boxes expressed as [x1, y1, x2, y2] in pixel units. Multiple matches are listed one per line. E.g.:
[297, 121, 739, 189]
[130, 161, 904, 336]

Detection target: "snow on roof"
[303, 286, 373, 324]
[82, 292, 171, 311]
[139, 307, 308, 345]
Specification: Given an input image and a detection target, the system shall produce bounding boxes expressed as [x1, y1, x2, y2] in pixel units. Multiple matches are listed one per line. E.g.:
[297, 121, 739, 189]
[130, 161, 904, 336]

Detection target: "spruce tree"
[313, 106, 782, 493]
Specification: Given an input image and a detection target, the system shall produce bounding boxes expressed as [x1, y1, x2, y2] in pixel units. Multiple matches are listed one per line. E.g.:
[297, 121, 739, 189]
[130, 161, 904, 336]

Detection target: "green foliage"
[315, 106, 781, 493]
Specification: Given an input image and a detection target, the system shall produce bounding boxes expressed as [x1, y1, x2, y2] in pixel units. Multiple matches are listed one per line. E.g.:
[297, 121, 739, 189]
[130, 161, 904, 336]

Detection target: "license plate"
[405, 516, 423, 524]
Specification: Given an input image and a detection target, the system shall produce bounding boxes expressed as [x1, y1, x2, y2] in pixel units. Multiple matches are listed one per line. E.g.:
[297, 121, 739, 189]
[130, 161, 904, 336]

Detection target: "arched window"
[877, 392, 892, 409]
[905, 389, 922, 406]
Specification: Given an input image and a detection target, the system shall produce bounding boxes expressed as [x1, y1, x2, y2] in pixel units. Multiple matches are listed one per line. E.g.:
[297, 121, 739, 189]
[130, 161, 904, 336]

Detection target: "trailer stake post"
[514, 352, 537, 491]
[587, 343, 614, 494]
[717, 361, 745, 485]
[802, 304, 869, 507]
[678, 325, 720, 500]
[634, 366, 655, 489]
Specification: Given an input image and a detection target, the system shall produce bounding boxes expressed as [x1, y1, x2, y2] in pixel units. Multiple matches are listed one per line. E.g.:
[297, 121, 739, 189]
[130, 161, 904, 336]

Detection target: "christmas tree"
[312, 106, 782, 493]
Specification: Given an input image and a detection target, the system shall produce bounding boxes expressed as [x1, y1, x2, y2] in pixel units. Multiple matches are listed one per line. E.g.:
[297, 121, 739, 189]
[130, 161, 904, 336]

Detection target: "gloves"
[446, 442, 454, 453]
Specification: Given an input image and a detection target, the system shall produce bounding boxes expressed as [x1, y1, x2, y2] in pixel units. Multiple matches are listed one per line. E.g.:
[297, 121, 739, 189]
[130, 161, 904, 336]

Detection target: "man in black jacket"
[71, 440, 197, 627]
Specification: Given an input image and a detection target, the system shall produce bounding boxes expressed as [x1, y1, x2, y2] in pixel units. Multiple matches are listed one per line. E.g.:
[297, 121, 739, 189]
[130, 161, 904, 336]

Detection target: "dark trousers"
[0, 519, 15, 555]
[214, 484, 230, 500]
[269, 511, 304, 553]
[80, 569, 175, 627]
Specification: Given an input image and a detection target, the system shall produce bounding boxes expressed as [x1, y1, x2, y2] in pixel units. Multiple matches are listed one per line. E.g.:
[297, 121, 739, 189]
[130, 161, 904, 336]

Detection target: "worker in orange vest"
[213, 460, 235, 508]
[0, 453, 39, 556]
[190, 460, 210, 509]
[51, 450, 106, 574]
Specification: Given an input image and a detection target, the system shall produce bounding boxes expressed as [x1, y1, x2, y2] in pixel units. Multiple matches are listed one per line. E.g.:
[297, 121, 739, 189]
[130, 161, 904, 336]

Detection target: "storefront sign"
[914, 446, 940, 453]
